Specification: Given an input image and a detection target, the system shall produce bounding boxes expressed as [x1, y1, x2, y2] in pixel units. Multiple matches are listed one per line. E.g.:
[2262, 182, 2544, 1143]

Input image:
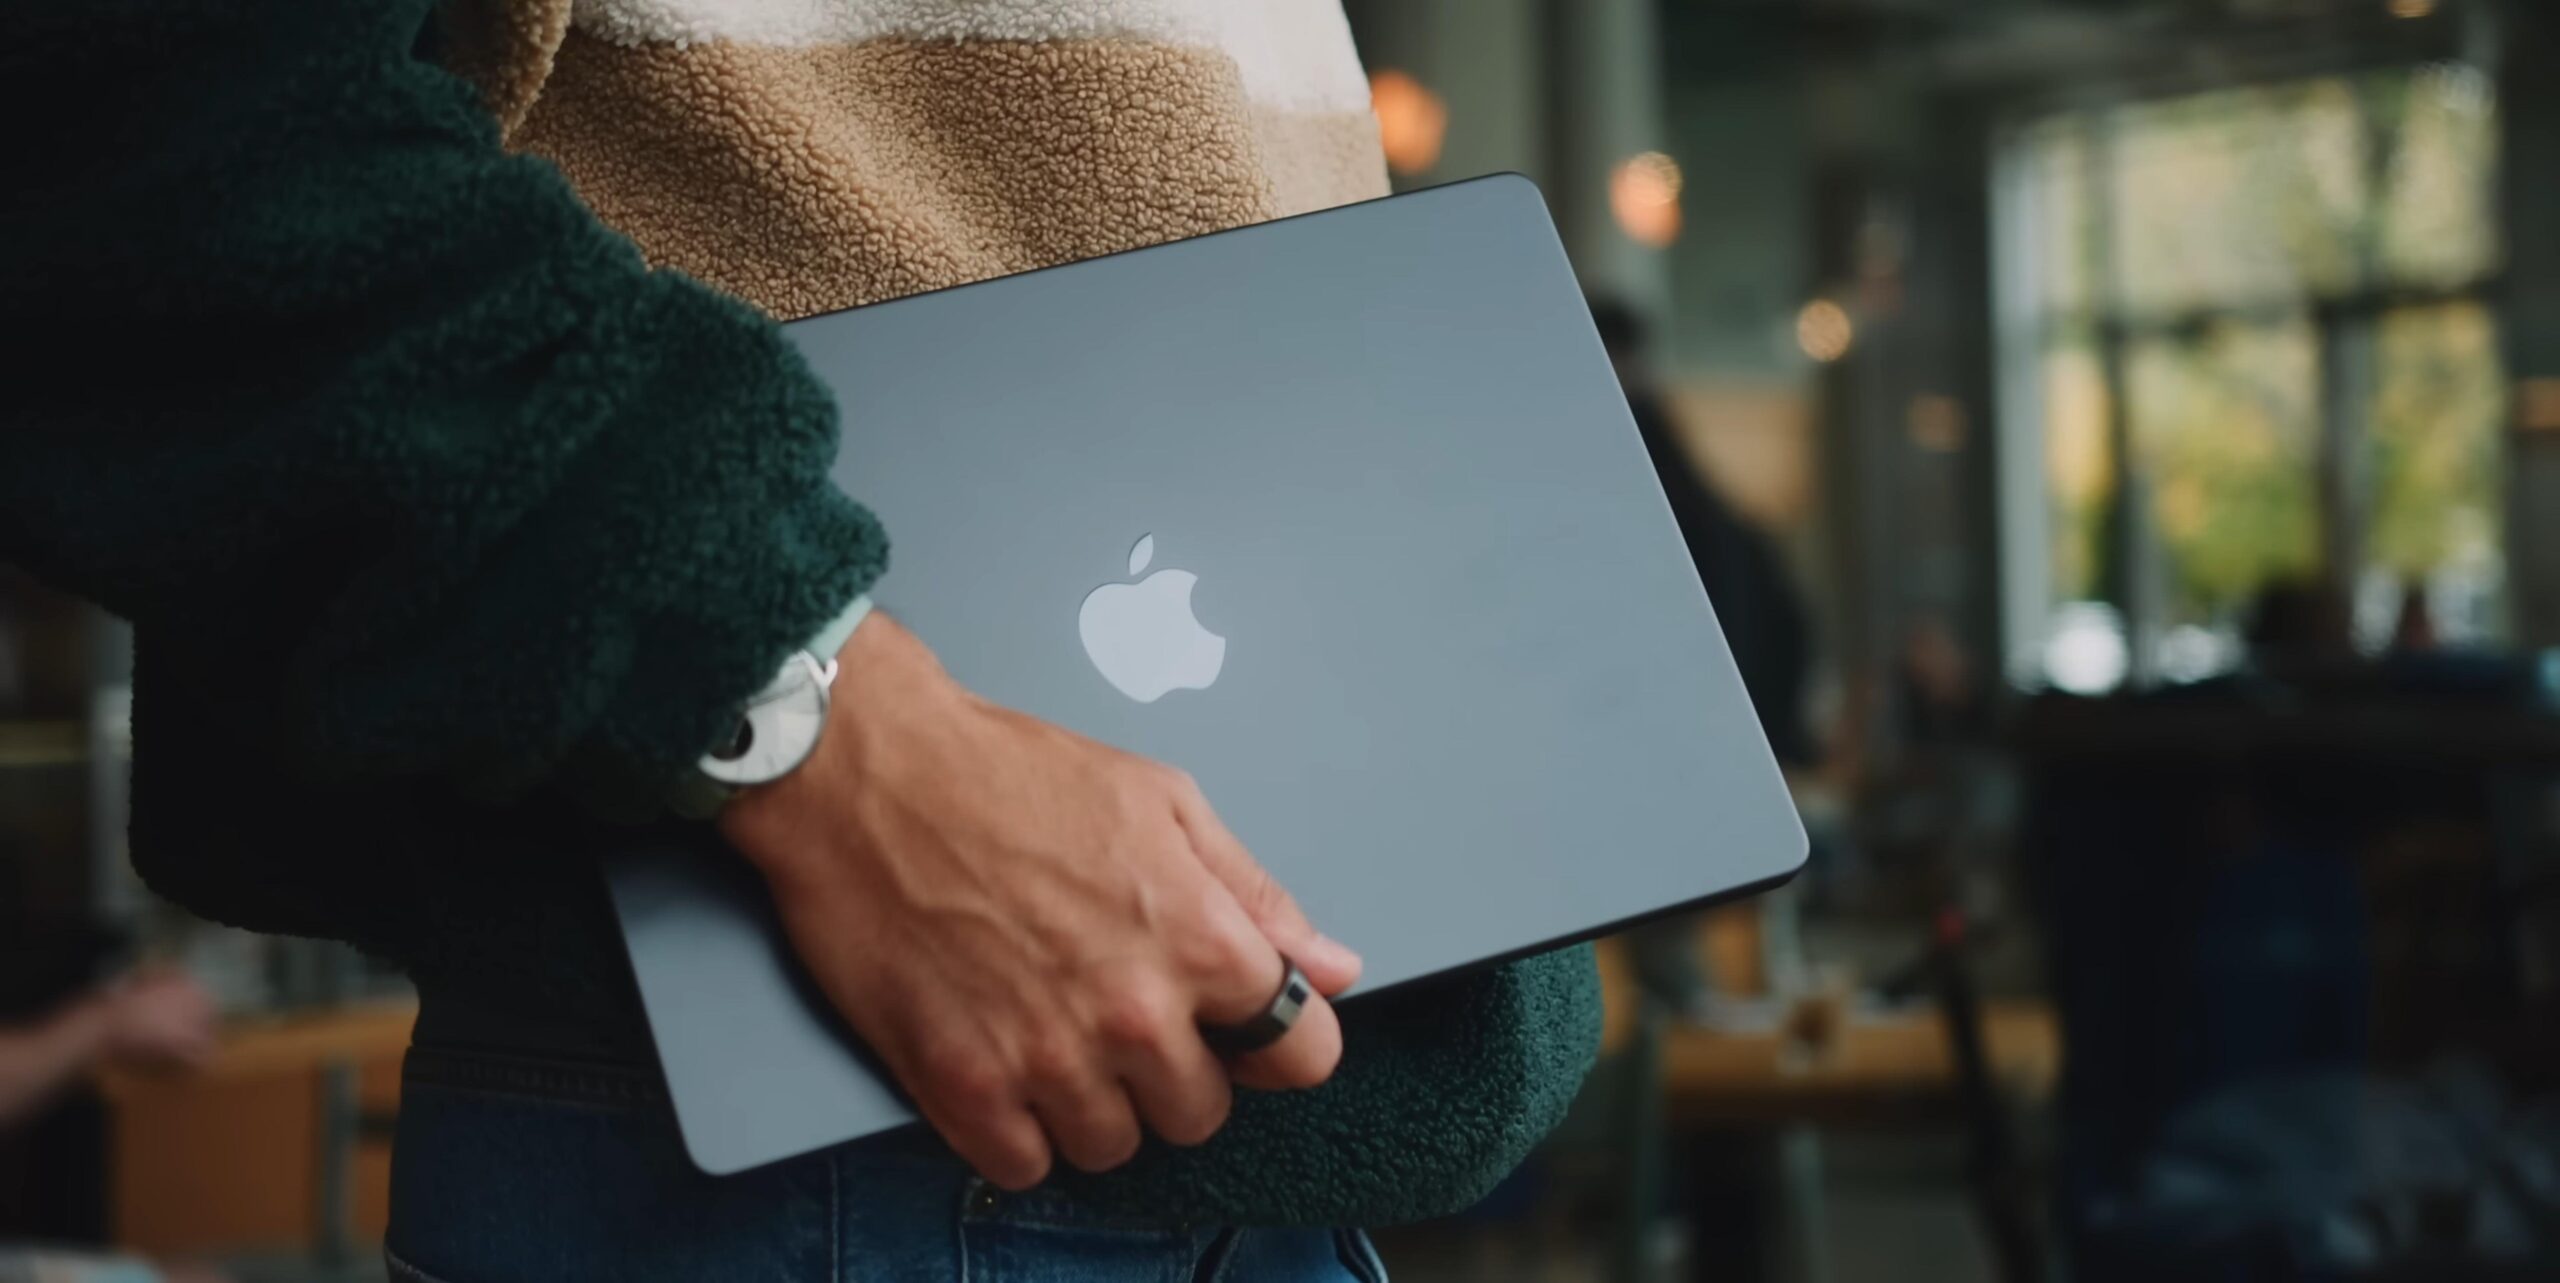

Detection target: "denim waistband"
[411, 976, 656, 1059]
[404, 978, 669, 1112]
[402, 1040, 667, 1108]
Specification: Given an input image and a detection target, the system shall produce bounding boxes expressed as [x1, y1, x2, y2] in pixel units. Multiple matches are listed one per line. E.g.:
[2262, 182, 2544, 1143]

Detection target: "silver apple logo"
[1077, 534, 1227, 703]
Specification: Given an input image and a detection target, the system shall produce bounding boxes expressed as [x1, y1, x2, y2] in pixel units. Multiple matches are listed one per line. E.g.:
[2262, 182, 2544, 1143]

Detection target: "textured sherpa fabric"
[474, 0, 1393, 319]
[1058, 944, 1602, 1226]
[2, 0, 886, 805]
[0, 0, 1600, 1229]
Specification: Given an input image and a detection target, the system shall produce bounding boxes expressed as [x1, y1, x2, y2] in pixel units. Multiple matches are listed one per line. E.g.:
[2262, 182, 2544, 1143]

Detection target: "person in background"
[1894, 613, 1990, 748]
[3, 2, 1601, 1278]
[2244, 578, 2358, 680]
[2391, 579, 2442, 655]
[0, 970, 221, 1283]
[1590, 297, 1824, 992]
[1588, 298, 1820, 772]
[1586, 297, 1824, 1283]
[0, 969, 214, 1128]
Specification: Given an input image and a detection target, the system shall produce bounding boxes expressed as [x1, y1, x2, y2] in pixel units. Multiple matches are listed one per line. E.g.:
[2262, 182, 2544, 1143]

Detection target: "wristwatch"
[668, 595, 872, 819]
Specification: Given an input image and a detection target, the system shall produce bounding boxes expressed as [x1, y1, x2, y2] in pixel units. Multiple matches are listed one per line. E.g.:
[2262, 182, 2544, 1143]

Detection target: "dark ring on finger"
[1199, 959, 1312, 1057]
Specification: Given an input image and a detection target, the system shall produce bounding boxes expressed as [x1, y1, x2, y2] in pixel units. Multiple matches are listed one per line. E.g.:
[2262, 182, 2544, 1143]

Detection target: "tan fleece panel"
[515, 33, 1289, 320]
[434, 0, 573, 138]
[1251, 108, 1390, 218]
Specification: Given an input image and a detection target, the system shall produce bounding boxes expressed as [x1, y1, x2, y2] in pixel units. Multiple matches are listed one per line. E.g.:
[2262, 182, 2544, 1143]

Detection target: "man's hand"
[718, 613, 1361, 1190]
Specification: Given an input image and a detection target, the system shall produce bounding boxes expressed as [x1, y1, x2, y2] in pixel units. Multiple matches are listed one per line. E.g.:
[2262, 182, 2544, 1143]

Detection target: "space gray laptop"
[605, 173, 1807, 1177]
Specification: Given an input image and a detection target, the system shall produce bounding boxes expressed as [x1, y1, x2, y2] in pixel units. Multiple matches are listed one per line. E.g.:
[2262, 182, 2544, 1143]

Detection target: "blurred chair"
[1544, 916, 2058, 1283]
[2020, 667, 2560, 1280]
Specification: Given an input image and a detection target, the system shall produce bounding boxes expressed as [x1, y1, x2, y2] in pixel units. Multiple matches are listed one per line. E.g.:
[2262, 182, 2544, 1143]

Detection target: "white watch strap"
[806, 593, 875, 662]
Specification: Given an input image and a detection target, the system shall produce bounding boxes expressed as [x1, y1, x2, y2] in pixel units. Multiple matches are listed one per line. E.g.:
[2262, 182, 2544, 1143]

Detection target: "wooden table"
[94, 1001, 415, 1258]
[1654, 1000, 2060, 1127]
[1588, 930, 2061, 1283]
[1597, 926, 2061, 1124]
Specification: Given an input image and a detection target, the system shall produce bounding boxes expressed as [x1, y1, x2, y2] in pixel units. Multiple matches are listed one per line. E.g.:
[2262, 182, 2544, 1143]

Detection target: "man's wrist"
[559, 595, 876, 823]
[720, 610, 955, 874]
[673, 594, 876, 821]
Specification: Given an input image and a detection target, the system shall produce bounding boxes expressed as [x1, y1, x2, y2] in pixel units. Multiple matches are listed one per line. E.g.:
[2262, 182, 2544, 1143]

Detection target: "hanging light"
[1796, 299, 1854, 364]
[1609, 151, 1684, 248]
[1369, 69, 1448, 177]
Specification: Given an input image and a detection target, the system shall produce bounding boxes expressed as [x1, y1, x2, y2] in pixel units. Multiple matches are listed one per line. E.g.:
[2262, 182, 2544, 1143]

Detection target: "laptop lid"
[607, 174, 1807, 1176]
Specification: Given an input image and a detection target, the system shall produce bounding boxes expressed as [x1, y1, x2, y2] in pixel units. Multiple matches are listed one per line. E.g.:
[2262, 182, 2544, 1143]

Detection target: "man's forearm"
[0, 997, 112, 1126]
[0, 0, 888, 811]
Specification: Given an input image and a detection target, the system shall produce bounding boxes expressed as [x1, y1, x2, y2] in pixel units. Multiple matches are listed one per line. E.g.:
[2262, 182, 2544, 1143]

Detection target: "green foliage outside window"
[2018, 63, 2502, 640]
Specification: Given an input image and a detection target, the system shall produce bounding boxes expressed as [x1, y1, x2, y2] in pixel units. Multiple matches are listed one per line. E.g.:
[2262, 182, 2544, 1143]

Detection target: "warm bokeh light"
[1369, 69, 1448, 176]
[1609, 151, 1684, 248]
[2388, 0, 2437, 18]
[1907, 395, 1968, 452]
[1796, 299, 1855, 363]
[2519, 378, 2560, 431]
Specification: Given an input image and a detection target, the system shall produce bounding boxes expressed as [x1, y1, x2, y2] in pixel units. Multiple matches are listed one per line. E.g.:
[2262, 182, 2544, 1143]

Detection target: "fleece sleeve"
[0, 0, 886, 803]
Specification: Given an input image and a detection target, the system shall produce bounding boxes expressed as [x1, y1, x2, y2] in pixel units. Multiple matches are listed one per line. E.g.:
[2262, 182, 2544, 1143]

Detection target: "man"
[2, 2, 1600, 1278]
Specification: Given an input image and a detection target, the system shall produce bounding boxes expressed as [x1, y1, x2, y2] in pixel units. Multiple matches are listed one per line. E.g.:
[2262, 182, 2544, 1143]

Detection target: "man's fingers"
[916, 1092, 1052, 1191]
[1177, 894, 1345, 1092]
[1120, 1056, 1233, 1148]
[1172, 790, 1362, 997]
[876, 1015, 1054, 1190]
[1166, 802, 1351, 1093]
[1028, 1073, 1144, 1174]
[1226, 990, 1344, 1092]
[1097, 980, 1235, 1147]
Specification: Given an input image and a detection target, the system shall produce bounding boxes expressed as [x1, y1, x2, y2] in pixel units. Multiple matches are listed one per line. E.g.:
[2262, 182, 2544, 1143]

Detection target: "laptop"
[605, 173, 1808, 1177]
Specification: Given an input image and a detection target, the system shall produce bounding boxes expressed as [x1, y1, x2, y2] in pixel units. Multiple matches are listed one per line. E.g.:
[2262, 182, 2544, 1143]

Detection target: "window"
[1996, 65, 2503, 690]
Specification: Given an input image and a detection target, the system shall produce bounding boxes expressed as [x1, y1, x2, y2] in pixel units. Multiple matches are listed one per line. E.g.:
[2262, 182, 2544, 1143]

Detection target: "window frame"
[1991, 63, 2507, 689]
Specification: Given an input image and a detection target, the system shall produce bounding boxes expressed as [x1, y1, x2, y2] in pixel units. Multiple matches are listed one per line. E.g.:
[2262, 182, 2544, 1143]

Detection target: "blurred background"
[8, 0, 2560, 1279]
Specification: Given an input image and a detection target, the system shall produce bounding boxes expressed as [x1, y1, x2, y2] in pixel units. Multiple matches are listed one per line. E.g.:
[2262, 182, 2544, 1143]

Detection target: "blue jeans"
[386, 1047, 1386, 1283]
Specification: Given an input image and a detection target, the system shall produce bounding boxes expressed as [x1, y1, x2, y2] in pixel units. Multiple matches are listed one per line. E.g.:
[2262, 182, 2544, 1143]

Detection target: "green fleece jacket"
[0, 0, 1600, 1227]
